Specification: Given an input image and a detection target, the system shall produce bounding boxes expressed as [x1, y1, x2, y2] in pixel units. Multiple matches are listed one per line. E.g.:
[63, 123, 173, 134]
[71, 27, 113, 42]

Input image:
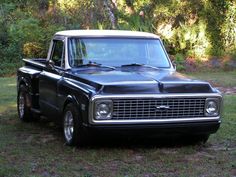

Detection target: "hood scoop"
[101, 81, 159, 94]
[100, 81, 213, 94]
[159, 81, 213, 93]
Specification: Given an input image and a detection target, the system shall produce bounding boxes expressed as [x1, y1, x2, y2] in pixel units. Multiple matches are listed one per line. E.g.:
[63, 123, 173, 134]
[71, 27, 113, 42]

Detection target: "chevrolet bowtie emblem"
[155, 105, 170, 111]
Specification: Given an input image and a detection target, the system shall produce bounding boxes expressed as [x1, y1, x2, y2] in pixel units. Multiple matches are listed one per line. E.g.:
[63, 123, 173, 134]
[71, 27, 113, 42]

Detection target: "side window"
[51, 40, 64, 67]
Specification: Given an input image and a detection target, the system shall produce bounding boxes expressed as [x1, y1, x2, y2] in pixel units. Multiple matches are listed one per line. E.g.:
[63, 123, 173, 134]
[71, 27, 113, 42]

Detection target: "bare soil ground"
[215, 86, 236, 94]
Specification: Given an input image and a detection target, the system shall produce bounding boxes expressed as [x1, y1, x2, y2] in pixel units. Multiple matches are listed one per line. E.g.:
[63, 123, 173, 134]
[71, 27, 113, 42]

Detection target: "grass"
[0, 72, 236, 177]
[187, 70, 236, 87]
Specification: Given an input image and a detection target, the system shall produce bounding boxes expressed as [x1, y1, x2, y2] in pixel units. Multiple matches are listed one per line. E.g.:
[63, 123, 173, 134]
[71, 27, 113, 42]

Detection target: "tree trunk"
[103, 0, 117, 29]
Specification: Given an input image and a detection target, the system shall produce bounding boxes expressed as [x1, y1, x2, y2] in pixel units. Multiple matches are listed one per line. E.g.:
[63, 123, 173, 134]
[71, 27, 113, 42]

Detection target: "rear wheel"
[63, 103, 86, 146]
[17, 85, 33, 122]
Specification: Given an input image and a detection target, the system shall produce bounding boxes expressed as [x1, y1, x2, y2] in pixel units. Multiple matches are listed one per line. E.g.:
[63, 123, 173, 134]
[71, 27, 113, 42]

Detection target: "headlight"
[205, 98, 220, 116]
[95, 100, 113, 120]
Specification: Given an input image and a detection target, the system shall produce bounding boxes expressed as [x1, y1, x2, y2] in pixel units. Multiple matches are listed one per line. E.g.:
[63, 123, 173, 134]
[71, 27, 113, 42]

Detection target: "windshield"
[68, 38, 170, 68]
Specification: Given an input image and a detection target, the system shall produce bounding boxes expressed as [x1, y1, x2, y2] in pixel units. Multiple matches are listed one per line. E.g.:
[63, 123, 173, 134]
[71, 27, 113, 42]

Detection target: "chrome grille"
[112, 98, 206, 120]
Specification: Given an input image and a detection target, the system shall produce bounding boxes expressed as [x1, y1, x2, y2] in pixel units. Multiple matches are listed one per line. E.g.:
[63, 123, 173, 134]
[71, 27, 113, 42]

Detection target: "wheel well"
[62, 97, 83, 124]
[19, 81, 26, 87]
[18, 81, 26, 93]
[63, 100, 73, 111]
[63, 96, 80, 113]
[18, 80, 28, 92]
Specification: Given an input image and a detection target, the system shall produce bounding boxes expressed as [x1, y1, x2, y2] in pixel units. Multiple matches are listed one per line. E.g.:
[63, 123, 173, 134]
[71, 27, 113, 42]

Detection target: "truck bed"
[17, 58, 48, 112]
[23, 58, 47, 69]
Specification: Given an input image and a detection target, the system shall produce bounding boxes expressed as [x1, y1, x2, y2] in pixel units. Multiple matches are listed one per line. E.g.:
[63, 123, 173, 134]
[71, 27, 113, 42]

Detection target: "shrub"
[174, 53, 185, 71]
[0, 62, 23, 77]
[23, 42, 44, 58]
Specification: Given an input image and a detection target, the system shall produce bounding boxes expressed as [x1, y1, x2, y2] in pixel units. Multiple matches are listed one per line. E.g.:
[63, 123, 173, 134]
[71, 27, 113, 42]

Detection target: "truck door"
[39, 38, 65, 117]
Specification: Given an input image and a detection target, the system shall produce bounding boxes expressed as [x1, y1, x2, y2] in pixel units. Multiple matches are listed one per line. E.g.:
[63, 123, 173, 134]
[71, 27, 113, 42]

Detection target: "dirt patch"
[206, 79, 236, 94]
[215, 87, 236, 95]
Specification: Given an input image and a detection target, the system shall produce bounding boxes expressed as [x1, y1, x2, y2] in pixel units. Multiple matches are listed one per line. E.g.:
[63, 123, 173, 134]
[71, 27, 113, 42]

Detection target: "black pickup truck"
[17, 30, 223, 146]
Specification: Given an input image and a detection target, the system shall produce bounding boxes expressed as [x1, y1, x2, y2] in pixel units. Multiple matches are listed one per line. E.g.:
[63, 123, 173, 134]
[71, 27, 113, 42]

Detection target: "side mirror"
[46, 60, 55, 69]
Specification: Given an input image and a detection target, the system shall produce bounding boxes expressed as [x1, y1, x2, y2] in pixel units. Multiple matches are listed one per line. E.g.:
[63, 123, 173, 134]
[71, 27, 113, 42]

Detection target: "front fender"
[58, 78, 93, 125]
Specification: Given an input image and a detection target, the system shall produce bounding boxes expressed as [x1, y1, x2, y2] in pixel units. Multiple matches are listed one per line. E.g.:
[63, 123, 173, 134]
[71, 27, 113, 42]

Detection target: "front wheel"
[185, 134, 210, 144]
[63, 104, 86, 146]
[193, 134, 210, 144]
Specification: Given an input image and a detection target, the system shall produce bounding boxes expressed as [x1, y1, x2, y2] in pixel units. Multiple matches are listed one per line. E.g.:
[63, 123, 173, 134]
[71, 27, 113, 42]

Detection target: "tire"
[185, 134, 210, 145]
[17, 85, 34, 122]
[193, 134, 210, 144]
[63, 103, 86, 146]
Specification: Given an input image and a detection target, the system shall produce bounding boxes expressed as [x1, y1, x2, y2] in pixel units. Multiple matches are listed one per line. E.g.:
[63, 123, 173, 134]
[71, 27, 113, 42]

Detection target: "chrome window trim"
[89, 93, 222, 125]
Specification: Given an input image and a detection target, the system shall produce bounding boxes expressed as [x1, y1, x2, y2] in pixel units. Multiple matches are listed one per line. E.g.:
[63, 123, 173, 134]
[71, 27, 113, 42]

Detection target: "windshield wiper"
[77, 61, 116, 70]
[121, 63, 159, 70]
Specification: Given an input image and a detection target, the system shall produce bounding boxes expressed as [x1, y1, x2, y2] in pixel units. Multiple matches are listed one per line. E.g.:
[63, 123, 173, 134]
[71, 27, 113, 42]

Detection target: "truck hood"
[67, 68, 214, 94]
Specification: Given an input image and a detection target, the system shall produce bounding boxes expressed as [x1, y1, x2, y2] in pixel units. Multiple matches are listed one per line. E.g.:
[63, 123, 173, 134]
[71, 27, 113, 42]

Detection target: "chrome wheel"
[18, 92, 25, 119]
[64, 110, 74, 142]
[17, 85, 34, 122]
[63, 104, 86, 146]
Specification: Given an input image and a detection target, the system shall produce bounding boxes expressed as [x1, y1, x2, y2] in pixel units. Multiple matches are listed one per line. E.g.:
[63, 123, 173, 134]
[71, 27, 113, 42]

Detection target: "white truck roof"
[55, 30, 160, 39]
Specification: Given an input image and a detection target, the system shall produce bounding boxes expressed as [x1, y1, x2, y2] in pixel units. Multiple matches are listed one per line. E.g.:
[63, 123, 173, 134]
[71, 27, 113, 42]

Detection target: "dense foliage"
[0, 0, 235, 75]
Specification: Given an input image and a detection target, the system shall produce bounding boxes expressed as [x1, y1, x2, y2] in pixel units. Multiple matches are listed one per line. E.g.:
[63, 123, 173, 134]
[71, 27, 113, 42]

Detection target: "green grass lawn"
[0, 73, 236, 177]
[188, 70, 236, 87]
